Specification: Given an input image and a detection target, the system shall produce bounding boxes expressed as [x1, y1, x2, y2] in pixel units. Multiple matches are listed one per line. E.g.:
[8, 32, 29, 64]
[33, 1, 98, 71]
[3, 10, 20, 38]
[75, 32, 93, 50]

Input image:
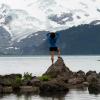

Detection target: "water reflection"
[1, 89, 100, 100]
[0, 93, 66, 100]
[39, 93, 66, 100]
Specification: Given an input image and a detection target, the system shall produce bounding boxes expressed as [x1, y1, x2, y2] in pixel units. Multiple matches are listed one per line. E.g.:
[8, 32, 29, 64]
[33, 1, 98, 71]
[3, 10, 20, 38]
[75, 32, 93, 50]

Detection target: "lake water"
[1, 89, 100, 100]
[0, 55, 100, 100]
[0, 55, 100, 75]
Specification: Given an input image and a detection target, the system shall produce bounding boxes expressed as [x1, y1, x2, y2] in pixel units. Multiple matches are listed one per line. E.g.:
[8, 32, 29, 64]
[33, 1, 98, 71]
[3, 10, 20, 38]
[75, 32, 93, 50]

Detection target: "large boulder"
[40, 57, 71, 95]
[39, 78, 69, 95]
[88, 77, 100, 94]
[29, 77, 41, 87]
[3, 74, 22, 79]
[88, 83, 100, 94]
[68, 70, 86, 85]
[0, 74, 22, 86]
[43, 57, 73, 78]
[86, 71, 98, 83]
[86, 71, 97, 77]
[76, 70, 86, 79]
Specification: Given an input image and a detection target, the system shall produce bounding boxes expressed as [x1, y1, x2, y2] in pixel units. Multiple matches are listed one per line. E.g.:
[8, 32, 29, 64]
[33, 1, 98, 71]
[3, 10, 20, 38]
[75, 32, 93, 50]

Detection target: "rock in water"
[39, 79, 69, 95]
[43, 57, 72, 78]
[88, 76, 100, 94]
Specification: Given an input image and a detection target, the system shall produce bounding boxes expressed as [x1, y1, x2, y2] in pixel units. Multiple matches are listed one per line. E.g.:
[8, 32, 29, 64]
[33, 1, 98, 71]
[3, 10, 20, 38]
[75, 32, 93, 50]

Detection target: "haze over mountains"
[0, 0, 100, 55]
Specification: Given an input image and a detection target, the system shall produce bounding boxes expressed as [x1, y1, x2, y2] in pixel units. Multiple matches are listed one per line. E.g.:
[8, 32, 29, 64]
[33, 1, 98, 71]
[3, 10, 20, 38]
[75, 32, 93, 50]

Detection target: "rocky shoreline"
[0, 57, 100, 95]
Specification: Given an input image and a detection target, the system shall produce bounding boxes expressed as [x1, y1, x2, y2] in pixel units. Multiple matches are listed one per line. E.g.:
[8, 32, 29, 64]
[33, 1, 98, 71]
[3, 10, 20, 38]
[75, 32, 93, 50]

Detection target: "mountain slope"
[0, 0, 100, 42]
[0, 24, 100, 55]
[0, 26, 11, 55]
[31, 24, 100, 55]
[0, 0, 100, 55]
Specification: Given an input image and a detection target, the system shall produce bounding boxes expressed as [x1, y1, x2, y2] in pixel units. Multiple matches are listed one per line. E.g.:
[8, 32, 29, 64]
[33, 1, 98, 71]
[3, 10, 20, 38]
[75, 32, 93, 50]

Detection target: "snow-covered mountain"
[0, 0, 100, 42]
[0, 0, 100, 55]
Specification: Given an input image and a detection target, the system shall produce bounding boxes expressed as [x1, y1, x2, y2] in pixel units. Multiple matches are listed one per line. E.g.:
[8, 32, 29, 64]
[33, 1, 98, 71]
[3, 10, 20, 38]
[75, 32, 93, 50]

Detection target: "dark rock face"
[88, 77, 100, 94]
[68, 77, 85, 85]
[13, 31, 49, 55]
[3, 74, 22, 79]
[30, 77, 41, 87]
[48, 13, 73, 25]
[86, 71, 100, 94]
[0, 26, 11, 47]
[86, 71, 98, 83]
[43, 57, 73, 78]
[77, 70, 86, 78]
[39, 79, 69, 95]
[69, 70, 86, 85]
[0, 74, 22, 86]
[88, 83, 100, 94]
[39, 57, 70, 95]
[86, 71, 97, 77]
[0, 85, 3, 93]
[0, 26, 11, 55]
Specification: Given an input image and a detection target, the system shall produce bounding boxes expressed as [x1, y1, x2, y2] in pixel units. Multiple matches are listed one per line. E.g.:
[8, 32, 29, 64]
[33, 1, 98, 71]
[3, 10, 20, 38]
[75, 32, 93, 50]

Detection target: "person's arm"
[56, 32, 60, 39]
[46, 33, 50, 38]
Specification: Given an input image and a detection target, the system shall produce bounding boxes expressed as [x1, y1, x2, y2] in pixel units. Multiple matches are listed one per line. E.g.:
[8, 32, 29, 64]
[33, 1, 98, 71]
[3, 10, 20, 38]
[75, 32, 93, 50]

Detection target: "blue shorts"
[49, 47, 58, 51]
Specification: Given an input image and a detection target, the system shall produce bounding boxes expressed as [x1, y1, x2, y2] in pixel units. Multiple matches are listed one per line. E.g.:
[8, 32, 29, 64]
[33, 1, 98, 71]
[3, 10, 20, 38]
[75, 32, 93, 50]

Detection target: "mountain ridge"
[0, 24, 100, 55]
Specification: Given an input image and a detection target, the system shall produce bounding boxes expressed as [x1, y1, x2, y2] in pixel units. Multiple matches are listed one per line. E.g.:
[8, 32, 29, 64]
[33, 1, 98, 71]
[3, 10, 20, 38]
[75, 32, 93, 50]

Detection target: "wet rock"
[56, 76, 68, 84]
[39, 79, 69, 95]
[86, 71, 97, 77]
[97, 72, 100, 78]
[0, 74, 22, 86]
[3, 74, 22, 79]
[0, 85, 3, 93]
[43, 57, 73, 78]
[88, 84, 100, 94]
[2, 86, 13, 93]
[68, 77, 85, 85]
[29, 77, 41, 86]
[0, 78, 12, 86]
[77, 70, 86, 79]
[68, 70, 86, 85]
[83, 82, 89, 86]
[22, 80, 30, 86]
[88, 77, 100, 94]
[86, 72, 98, 83]
[20, 86, 39, 93]
[20, 86, 34, 93]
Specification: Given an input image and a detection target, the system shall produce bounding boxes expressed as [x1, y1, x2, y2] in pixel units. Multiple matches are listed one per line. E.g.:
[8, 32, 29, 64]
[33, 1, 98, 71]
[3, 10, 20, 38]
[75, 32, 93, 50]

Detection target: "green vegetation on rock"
[38, 75, 51, 81]
[23, 72, 32, 81]
[12, 76, 22, 88]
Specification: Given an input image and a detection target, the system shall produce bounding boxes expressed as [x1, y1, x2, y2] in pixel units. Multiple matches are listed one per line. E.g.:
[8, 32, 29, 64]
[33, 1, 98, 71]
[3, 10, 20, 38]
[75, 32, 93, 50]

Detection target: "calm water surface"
[0, 89, 100, 100]
[0, 55, 100, 100]
[0, 55, 100, 75]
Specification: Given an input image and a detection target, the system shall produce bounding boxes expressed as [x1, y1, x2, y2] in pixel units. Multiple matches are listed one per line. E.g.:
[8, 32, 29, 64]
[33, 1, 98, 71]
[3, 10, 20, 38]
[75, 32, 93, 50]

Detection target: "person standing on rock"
[47, 32, 61, 65]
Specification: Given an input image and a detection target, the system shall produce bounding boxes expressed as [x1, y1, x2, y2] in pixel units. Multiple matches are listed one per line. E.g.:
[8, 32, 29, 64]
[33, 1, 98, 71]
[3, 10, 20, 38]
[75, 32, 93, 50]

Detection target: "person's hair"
[50, 32, 55, 39]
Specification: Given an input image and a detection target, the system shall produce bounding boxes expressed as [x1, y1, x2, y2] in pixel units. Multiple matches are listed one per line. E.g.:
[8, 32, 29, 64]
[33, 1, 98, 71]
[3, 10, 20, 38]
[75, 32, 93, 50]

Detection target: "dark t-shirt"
[46, 32, 60, 47]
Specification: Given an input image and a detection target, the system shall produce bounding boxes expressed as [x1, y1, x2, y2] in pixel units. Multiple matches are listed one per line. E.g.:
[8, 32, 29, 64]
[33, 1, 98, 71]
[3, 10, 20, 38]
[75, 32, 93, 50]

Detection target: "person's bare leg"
[57, 48, 61, 58]
[57, 48, 61, 64]
[51, 51, 54, 65]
